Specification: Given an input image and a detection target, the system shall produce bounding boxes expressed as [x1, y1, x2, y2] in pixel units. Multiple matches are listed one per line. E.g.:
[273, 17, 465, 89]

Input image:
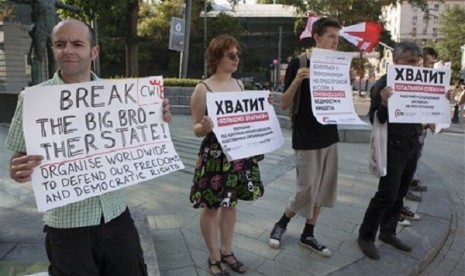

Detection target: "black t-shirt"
[283, 57, 339, 150]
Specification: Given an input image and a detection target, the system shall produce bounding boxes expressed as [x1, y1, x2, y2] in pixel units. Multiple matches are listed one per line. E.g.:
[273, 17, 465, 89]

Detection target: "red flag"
[340, 22, 383, 52]
[300, 14, 320, 41]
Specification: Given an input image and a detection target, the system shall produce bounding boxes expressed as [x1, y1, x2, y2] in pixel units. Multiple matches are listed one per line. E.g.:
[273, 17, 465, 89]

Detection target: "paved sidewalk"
[1, 115, 464, 276]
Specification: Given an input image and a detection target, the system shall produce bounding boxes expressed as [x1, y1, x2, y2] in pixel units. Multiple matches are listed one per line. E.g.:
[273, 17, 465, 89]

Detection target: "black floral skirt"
[189, 133, 264, 209]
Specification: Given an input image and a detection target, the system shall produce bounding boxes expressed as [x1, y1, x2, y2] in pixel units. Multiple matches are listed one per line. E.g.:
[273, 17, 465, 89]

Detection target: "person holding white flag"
[268, 17, 347, 257]
[358, 41, 423, 260]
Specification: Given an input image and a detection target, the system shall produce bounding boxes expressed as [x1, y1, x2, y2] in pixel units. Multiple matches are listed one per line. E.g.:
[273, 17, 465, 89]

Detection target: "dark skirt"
[189, 133, 264, 209]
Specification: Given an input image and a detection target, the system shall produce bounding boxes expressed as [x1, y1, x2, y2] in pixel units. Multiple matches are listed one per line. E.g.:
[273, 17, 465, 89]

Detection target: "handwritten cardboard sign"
[387, 65, 451, 123]
[206, 90, 284, 161]
[22, 77, 184, 211]
[310, 48, 367, 125]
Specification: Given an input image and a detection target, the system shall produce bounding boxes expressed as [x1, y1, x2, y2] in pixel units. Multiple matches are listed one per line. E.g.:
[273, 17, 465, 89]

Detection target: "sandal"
[208, 258, 230, 276]
[220, 250, 246, 274]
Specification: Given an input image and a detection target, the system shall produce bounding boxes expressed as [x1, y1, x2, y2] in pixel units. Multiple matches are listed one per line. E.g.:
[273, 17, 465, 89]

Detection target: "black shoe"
[401, 206, 420, 220]
[378, 234, 411, 252]
[269, 223, 286, 249]
[357, 237, 380, 260]
[410, 179, 427, 192]
[300, 235, 331, 257]
[405, 191, 422, 202]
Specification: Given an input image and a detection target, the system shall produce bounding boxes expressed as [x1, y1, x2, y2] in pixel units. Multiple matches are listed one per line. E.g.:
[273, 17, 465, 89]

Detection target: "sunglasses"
[224, 52, 241, 60]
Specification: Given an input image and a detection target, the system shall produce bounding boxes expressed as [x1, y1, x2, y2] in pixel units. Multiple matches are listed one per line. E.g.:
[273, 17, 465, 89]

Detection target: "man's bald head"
[52, 19, 97, 47]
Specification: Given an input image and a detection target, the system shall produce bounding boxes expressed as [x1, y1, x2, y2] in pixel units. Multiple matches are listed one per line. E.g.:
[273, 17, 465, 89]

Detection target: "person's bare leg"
[306, 206, 320, 225]
[219, 207, 246, 273]
[284, 207, 297, 219]
[200, 208, 223, 274]
[218, 207, 236, 254]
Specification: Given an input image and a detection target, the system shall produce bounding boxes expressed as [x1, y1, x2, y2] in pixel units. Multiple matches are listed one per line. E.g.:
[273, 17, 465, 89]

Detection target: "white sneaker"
[398, 218, 411, 226]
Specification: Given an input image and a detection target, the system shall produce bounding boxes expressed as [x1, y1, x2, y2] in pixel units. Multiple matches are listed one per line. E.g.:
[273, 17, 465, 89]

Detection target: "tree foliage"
[137, 0, 185, 77]
[59, 0, 138, 77]
[35, 0, 442, 79]
[255, 0, 428, 54]
[435, 5, 465, 78]
[0, 0, 14, 21]
[189, 9, 244, 78]
[138, 0, 184, 38]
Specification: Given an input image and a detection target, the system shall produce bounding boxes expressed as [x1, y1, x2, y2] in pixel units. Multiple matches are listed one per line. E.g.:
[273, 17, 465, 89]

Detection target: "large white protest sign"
[22, 77, 184, 212]
[387, 65, 451, 123]
[206, 91, 284, 161]
[310, 48, 367, 125]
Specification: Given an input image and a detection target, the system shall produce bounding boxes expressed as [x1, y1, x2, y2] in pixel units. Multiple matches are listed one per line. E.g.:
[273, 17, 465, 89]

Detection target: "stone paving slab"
[1, 114, 464, 276]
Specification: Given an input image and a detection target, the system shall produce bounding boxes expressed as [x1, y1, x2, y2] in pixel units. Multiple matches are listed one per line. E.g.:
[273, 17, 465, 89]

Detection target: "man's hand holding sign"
[387, 65, 451, 124]
[309, 48, 367, 125]
[20, 76, 183, 211]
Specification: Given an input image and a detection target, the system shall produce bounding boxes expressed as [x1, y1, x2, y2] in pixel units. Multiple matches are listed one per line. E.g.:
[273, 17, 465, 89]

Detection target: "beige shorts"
[288, 143, 338, 219]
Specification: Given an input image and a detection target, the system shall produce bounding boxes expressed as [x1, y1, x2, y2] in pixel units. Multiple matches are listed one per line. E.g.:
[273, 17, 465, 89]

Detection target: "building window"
[412, 27, 417, 36]
[423, 16, 429, 23]
[412, 5, 418, 12]
[412, 16, 417, 24]
[434, 4, 439, 11]
[422, 28, 427, 35]
[433, 27, 437, 36]
[434, 16, 438, 23]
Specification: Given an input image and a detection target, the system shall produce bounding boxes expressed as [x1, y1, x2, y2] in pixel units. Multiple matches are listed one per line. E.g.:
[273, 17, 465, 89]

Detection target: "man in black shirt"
[268, 17, 342, 257]
[358, 41, 423, 260]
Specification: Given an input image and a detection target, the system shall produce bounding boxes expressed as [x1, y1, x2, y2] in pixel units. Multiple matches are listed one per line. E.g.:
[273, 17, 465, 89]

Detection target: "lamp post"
[272, 59, 279, 90]
[277, 26, 282, 90]
[181, 0, 192, 78]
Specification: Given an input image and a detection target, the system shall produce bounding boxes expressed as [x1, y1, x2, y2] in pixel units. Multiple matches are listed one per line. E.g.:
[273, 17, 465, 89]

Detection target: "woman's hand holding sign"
[200, 116, 214, 134]
[267, 93, 275, 105]
[10, 153, 43, 183]
[162, 98, 172, 123]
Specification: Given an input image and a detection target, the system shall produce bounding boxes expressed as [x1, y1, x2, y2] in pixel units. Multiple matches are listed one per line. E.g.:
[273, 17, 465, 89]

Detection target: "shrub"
[164, 78, 202, 87]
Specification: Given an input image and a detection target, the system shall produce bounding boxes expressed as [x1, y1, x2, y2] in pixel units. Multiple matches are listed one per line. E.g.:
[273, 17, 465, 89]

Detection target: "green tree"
[137, 0, 244, 78]
[255, 0, 429, 51]
[189, 12, 245, 78]
[0, 0, 14, 21]
[60, 0, 139, 77]
[126, 0, 139, 77]
[304, 0, 427, 23]
[435, 5, 465, 79]
[137, 0, 184, 77]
